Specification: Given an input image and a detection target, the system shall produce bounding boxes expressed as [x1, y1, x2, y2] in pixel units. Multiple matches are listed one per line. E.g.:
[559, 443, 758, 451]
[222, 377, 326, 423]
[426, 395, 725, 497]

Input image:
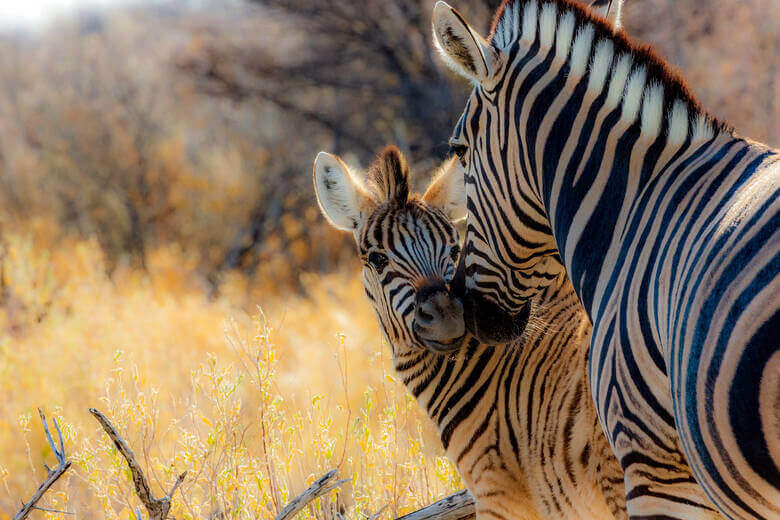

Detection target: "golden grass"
[0, 231, 460, 519]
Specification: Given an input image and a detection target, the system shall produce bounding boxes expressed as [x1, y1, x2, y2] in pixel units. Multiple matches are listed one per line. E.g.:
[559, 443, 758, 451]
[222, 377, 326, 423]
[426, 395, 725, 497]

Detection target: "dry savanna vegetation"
[0, 0, 775, 518]
[0, 233, 461, 518]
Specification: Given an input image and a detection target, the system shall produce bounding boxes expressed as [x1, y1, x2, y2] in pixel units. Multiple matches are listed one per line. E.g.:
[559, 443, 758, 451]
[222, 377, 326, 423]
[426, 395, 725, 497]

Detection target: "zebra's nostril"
[414, 287, 465, 342]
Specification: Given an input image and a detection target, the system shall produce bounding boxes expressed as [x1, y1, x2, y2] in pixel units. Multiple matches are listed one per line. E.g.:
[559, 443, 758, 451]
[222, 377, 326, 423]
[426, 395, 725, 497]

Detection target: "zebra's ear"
[313, 152, 375, 232]
[590, 0, 624, 30]
[432, 1, 500, 83]
[422, 156, 466, 222]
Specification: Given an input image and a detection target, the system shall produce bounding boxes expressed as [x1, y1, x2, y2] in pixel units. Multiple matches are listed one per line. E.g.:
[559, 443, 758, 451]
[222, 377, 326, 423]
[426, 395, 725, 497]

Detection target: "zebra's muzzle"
[413, 283, 466, 352]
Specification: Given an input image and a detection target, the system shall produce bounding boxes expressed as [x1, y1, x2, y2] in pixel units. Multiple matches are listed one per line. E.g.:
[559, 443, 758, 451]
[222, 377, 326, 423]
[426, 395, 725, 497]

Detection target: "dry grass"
[0, 226, 461, 519]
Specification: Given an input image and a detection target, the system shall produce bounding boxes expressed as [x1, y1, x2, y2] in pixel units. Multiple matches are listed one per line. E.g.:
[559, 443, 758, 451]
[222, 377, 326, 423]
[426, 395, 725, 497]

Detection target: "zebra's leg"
[595, 336, 722, 519]
[594, 434, 628, 520]
[606, 397, 719, 518]
[615, 435, 723, 519]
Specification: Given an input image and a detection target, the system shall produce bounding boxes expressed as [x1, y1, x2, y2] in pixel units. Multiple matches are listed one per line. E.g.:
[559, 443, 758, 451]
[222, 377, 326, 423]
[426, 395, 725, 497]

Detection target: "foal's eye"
[367, 251, 389, 271]
[450, 245, 460, 261]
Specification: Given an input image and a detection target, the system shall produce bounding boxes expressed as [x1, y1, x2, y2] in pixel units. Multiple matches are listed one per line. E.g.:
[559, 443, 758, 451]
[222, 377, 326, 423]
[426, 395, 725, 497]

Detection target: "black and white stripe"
[315, 146, 627, 519]
[431, 1, 780, 518]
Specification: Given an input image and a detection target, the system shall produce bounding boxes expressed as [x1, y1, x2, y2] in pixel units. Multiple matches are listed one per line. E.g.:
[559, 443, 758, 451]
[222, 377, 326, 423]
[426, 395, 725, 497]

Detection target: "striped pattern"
[315, 147, 627, 519]
[385, 277, 627, 520]
[432, 1, 780, 518]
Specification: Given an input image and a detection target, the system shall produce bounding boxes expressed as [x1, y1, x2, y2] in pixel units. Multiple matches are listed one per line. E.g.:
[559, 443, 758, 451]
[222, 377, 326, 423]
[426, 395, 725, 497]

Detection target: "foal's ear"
[590, 0, 624, 30]
[313, 152, 374, 231]
[432, 1, 500, 84]
[422, 156, 466, 221]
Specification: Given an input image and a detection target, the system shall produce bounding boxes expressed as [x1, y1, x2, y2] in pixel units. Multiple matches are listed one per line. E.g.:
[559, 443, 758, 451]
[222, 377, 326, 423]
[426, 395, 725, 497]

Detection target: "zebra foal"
[420, 0, 780, 518]
[314, 146, 626, 519]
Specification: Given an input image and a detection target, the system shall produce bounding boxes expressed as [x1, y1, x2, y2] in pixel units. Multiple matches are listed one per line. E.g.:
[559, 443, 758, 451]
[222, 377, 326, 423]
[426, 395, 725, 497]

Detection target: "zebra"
[415, 0, 780, 518]
[313, 145, 627, 519]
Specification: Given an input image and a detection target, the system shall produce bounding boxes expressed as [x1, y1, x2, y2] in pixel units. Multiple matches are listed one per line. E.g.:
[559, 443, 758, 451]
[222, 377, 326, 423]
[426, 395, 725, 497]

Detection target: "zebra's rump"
[657, 154, 780, 518]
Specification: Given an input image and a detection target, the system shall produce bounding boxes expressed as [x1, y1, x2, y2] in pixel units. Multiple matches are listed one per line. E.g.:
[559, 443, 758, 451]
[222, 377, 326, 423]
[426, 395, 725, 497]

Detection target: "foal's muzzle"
[412, 282, 466, 352]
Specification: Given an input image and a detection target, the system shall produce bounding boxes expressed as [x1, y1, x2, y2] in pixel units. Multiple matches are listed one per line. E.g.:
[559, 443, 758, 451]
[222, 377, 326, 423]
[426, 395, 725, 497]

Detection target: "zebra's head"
[428, 1, 624, 343]
[314, 146, 470, 353]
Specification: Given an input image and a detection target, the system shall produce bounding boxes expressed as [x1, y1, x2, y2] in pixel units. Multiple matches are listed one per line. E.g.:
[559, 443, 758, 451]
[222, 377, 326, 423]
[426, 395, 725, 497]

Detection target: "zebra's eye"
[367, 251, 389, 271]
[449, 244, 460, 261]
[449, 143, 468, 165]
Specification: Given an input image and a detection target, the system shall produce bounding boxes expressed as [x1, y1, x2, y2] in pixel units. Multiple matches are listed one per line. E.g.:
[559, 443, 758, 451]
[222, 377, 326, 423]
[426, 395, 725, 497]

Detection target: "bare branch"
[31, 505, 74, 515]
[394, 490, 475, 520]
[179, 52, 376, 156]
[365, 504, 388, 520]
[275, 469, 350, 520]
[89, 408, 186, 520]
[14, 409, 73, 520]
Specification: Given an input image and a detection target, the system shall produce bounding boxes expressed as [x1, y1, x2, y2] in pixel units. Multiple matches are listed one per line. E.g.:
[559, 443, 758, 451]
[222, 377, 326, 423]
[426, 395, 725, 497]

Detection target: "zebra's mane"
[488, 0, 731, 143]
[365, 145, 411, 205]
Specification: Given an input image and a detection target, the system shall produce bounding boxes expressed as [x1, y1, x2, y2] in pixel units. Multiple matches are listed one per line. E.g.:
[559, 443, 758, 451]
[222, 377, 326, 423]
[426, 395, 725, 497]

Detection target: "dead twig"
[275, 469, 350, 520]
[27, 505, 73, 515]
[394, 490, 475, 520]
[14, 409, 73, 520]
[364, 504, 388, 520]
[89, 408, 186, 520]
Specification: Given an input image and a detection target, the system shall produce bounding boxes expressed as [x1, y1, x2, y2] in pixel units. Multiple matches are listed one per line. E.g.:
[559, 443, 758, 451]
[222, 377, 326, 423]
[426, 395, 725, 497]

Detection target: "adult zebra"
[413, 1, 780, 518]
[314, 146, 627, 519]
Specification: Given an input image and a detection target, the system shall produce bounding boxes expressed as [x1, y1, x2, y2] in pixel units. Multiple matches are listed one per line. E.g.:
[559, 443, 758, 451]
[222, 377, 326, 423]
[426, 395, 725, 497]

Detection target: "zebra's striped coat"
[314, 146, 627, 519]
[429, 1, 780, 518]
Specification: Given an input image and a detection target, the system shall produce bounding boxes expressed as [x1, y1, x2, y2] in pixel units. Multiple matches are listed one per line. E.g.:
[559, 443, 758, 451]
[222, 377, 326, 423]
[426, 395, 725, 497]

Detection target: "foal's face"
[357, 198, 464, 352]
[314, 146, 468, 353]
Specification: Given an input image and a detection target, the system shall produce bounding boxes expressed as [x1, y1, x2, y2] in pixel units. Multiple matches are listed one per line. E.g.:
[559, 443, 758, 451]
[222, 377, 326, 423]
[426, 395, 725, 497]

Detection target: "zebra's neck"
[485, 0, 746, 312]
[492, 2, 722, 121]
[391, 338, 500, 430]
[486, 0, 730, 195]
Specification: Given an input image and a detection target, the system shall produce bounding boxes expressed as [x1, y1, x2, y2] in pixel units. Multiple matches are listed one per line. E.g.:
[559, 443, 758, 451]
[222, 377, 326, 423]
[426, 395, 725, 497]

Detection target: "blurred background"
[0, 0, 776, 518]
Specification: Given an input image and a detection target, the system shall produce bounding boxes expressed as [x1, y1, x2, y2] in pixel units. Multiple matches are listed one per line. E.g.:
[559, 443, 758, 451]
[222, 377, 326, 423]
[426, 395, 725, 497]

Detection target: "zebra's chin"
[412, 281, 467, 352]
[413, 328, 467, 353]
[412, 303, 467, 353]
